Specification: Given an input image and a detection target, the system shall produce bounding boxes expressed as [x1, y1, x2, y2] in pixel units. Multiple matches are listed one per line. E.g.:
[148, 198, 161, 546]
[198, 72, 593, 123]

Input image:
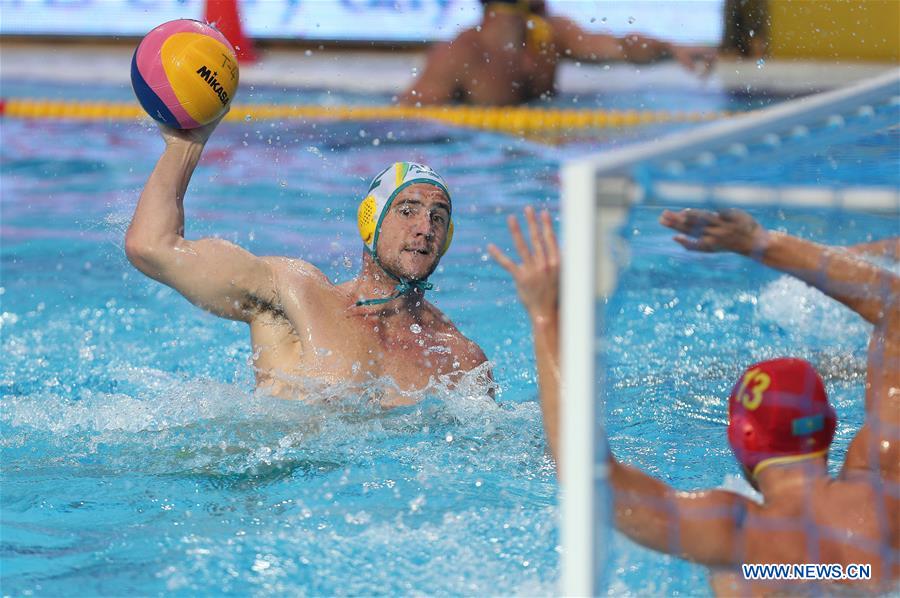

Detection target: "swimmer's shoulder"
[450, 27, 481, 48]
[450, 329, 489, 370]
[441, 28, 483, 62]
[261, 256, 330, 286]
[257, 256, 336, 309]
[691, 487, 759, 537]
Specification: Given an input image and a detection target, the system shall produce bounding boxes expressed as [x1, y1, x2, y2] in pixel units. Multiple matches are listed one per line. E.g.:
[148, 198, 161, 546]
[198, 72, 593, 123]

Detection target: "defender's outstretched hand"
[490, 206, 562, 465]
[488, 206, 560, 321]
[660, 208, 768, 255]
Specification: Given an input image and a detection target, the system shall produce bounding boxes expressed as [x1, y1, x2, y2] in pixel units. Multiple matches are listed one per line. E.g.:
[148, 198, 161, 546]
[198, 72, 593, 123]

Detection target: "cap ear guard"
[358, 195, 377, 249]
[440, 219, 454, 256]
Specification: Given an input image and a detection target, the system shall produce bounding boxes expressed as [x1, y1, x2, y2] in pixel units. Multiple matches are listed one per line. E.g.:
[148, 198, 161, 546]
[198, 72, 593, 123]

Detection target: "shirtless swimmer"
[125, 117, 490, 404]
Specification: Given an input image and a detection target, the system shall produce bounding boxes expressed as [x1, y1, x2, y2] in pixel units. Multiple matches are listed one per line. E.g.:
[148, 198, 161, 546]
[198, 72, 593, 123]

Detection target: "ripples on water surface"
[2, 101, 897, 595]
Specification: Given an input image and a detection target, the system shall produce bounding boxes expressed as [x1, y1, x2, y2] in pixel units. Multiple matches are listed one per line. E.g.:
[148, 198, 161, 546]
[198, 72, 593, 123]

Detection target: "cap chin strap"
[355, 252, 433, 307]
[751, 448, 829, 479]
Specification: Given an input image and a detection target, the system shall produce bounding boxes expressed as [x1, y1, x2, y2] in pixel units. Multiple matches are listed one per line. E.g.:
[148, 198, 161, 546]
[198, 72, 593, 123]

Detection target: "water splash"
[757, 275, 873, 346]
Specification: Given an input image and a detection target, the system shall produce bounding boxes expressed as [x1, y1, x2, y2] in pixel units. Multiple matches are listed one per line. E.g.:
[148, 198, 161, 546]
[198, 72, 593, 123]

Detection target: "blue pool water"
[637, 97, 900, 188]
[2, 83, 898, 596]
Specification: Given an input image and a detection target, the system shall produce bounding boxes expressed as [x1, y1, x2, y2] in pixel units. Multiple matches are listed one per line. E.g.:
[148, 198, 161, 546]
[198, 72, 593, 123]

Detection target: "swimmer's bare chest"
[246, 268, 482, 400]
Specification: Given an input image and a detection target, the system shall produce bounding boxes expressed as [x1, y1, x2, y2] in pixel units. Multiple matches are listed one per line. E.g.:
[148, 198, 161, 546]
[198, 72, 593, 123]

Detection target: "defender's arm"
[125, 121, 277, 322]
[661, 208, 900, 483]
[754, 233, 899, 328]
[660, 209, 899, 327]
[610, 458, 745, 565]
[842, 307, 900, 480]
[489, 207, 560, 461]
[492, 206, 746, 566]
[488, 208, 745, 565]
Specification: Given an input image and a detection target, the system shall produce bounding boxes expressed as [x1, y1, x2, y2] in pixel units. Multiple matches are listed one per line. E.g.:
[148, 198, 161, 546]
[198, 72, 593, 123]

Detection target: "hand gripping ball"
[131, 19, 239, 129]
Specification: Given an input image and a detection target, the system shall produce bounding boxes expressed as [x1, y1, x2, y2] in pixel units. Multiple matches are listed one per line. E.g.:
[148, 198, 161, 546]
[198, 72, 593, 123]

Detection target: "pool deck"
[1, 41, 896, 96]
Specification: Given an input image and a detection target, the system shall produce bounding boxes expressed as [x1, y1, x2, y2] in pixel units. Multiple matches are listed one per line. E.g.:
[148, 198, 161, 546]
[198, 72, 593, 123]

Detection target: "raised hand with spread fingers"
[488, 206, 561, 463]
[488, 206, 560, 324]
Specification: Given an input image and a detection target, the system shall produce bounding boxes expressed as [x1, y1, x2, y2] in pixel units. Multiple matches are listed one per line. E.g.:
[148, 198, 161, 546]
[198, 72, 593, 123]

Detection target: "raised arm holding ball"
[126, 22, 490, 405]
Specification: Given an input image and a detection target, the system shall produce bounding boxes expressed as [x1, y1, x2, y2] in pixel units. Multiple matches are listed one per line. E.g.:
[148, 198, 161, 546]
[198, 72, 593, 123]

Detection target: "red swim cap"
[727, 358, 836, 478]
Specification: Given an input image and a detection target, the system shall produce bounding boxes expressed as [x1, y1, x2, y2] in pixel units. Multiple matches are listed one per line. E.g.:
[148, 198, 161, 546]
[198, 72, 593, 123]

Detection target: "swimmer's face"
[377, 183, 451, 281]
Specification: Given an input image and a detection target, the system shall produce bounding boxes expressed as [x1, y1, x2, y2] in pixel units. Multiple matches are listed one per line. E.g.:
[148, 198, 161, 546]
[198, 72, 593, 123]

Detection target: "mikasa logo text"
[195, 66, 230, 105]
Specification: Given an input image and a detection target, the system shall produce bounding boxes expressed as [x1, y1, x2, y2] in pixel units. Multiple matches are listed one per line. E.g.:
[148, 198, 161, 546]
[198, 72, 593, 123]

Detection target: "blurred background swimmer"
[125, 118, 490, 405]
[399, 0, 717, 106]
[490, 206, 900, 595]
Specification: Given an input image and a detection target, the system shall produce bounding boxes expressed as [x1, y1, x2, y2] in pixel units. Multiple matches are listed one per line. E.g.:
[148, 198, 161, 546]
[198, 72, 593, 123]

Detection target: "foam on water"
[758, 276, 871, 344]
[3, 361, 503, 465]
[757, 258, 899, 346]
[3, 331, 558, 596]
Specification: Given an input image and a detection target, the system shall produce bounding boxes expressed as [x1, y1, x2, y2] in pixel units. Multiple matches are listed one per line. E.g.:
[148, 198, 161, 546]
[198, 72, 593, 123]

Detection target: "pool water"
[2, 84, 896, 595]
[637, 97, 900, 188]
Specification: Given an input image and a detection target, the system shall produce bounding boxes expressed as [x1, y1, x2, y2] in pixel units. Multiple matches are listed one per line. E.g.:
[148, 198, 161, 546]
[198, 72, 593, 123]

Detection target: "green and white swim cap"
[357, 161, 453, 256]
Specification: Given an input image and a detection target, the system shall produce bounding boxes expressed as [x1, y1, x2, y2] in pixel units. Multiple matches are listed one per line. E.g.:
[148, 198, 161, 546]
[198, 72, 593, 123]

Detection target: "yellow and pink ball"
[131, 19, 239, 129]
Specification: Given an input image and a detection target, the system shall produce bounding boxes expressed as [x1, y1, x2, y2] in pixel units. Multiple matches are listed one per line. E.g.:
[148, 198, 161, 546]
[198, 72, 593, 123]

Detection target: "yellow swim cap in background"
[485, 0, 554, 52]
[525, 14, 553, 53]
[357, 161, 453, 257]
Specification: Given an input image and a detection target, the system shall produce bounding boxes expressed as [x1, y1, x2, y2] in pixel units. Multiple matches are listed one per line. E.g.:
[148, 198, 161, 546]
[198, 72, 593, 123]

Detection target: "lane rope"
[0, 98, 727, 130]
